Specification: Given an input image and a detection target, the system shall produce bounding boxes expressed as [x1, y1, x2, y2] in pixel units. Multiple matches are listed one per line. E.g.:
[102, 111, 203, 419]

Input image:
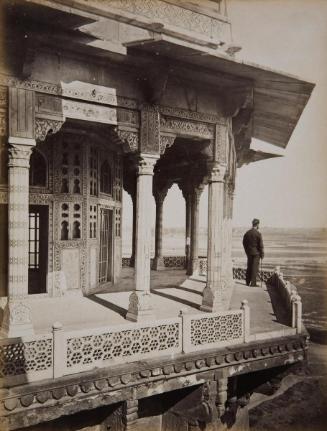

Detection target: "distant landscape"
[123, 227, 327, 335]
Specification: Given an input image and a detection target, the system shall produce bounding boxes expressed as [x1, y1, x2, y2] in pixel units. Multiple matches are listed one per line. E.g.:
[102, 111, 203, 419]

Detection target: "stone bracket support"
[123, 397, 139, 431]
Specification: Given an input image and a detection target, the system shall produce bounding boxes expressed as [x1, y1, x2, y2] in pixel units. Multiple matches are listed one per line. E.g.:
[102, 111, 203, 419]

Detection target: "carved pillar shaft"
[1, 137, 35, 337]
[126, 155, 158, 322]
[201, 164, 226, 312]
[152, 192, 166, 270]
[130, 193, 137, 267]
[185, 192, 192, 270]
[187, 188, 202, 276]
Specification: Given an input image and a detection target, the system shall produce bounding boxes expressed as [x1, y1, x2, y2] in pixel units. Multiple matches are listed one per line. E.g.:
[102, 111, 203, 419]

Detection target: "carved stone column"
[1, 137, 35, 337]
[201, 163, 226, 312]
[187, 186, 203, 276]
[152, 190, 167, 271]
[222, 181, 235, 305]
[130, 193, 137, 267]
[184, 191, 192, 270]
[126, 155, 158, 322]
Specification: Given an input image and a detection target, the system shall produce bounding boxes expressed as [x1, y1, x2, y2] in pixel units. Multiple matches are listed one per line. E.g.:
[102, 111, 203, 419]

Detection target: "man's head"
[252, 218, 260, 229]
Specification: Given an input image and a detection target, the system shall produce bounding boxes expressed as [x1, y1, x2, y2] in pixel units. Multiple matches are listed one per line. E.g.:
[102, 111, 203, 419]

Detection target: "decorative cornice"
[160, 105, 225, 125]
[0, 74, 138, 109]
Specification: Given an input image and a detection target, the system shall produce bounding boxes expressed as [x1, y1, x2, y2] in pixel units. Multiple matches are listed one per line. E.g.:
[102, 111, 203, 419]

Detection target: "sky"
[123, 0, 327, 230]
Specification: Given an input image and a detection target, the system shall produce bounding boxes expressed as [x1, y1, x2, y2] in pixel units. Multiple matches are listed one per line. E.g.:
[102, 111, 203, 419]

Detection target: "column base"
[0, 298, 34, 338]
[200, 284, 224, 313]
[152, 256, 165, 271]
[187, 258, 199, 276]
[126, 291, 154, 322]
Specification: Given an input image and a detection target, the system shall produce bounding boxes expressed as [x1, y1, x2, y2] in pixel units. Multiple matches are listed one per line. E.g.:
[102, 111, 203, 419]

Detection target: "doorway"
[98, 208, 113, 286]
[28, 205, 48, 294]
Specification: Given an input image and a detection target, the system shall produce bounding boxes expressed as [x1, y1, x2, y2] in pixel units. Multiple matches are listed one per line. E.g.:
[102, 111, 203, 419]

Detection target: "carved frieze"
[84, 0, 223, 40]
[62, 100, 117, 125]
[160, 116, 214, 139]
[0, 75, 139, 109]
[160, 105, 224, 125]
[61, 81, 118, 106]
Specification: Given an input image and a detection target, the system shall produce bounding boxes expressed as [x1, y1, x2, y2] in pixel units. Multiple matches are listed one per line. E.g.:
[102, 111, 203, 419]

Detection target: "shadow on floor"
[151, 287, 200, 310]
[87, 295, 127, 319]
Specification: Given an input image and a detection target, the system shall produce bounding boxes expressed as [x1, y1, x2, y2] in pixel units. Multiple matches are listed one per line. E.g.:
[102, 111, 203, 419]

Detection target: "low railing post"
[294, 295, 302, 334]
[241, 300, 250, 342]
[52, 321, 65, 379]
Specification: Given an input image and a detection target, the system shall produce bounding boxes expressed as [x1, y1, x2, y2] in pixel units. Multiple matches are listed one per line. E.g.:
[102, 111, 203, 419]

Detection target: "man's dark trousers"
[246, 255, 260, 286]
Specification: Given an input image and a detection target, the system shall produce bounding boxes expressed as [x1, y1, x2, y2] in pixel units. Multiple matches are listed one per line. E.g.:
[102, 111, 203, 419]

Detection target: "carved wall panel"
[9, 88, 35, 139]
[140, 106, 160, 154]
[61, 248, 80, 291]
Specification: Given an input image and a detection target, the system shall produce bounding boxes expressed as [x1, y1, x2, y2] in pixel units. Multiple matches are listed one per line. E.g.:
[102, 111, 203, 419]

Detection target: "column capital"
[8, 137, 35, 169]
[207, 162, 226, 183]
[137, 154, 159, 176]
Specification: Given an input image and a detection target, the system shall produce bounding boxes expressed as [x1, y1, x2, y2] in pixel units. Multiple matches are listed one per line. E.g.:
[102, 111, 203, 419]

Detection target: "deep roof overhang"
[127, 35, 314, 150]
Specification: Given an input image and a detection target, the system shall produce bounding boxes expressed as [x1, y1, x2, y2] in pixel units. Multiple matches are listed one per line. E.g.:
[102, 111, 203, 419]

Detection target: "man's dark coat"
[242, 228, 264, 258]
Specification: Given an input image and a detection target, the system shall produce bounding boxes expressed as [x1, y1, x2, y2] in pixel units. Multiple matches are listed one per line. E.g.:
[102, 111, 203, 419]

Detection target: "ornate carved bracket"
[159, 134, 175, 154]
[35, 118, 64, 142]
[116, 128, 139, 153]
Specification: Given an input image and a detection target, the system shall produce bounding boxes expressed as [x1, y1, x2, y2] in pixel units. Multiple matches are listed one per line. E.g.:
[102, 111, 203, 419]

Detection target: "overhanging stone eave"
[128, 36, 314, 148]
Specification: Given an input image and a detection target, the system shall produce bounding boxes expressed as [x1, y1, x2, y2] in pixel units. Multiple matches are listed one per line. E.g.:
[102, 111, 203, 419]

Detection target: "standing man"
[242, 219, 264, 287]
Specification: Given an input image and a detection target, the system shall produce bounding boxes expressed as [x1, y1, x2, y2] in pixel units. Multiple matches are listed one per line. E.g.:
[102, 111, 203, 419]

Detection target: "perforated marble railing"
[0, 266, 303, 387]
[0, 333, 53, 386]
[0, 305, 250, 386]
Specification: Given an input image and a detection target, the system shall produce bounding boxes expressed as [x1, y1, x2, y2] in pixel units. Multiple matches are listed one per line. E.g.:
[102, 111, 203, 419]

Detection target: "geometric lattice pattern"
[0, 339, 52, 377]
[67, 323, 180, 368]
[233, 267, 274, 283]
[163, 256, 186, 268]
[190, 312, 243, 346]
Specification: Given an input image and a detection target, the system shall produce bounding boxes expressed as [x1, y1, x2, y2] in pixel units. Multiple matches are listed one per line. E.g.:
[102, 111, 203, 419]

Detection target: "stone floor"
[23, 268, 290, 337]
